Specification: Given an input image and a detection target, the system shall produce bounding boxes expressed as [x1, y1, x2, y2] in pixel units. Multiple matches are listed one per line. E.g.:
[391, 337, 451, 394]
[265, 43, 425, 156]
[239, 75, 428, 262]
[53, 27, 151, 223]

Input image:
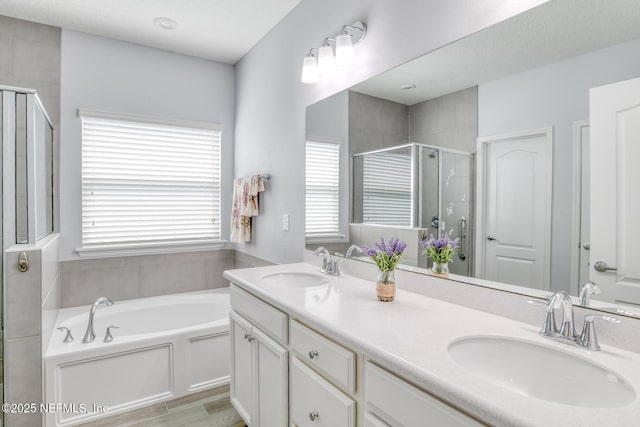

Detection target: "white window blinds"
[362, 151, 413, 226]
[81, 113, 221, 248]
[305, 140, 340, 239]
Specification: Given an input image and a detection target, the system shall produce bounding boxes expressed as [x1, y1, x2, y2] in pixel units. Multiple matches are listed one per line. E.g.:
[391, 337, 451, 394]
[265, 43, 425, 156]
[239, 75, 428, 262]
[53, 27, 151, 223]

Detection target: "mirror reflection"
[305, 0, 640, 314]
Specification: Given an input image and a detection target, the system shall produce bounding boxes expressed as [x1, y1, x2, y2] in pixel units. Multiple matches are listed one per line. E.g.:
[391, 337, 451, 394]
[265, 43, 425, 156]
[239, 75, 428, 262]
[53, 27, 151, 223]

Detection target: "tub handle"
[57, 326, 73, 343]
[104, 325, 119, 343]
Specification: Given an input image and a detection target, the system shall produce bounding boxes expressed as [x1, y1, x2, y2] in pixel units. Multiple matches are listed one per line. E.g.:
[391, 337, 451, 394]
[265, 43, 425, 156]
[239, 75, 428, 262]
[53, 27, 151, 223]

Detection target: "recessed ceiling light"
[400, 84, 416, 90]
[153, 17, 178, 30]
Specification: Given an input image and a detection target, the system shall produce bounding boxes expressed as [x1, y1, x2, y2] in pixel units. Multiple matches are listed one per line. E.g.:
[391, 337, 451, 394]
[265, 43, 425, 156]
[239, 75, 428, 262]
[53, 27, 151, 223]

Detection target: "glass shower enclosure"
[352, 143, 473, 276]
[1, 86, 54, 417]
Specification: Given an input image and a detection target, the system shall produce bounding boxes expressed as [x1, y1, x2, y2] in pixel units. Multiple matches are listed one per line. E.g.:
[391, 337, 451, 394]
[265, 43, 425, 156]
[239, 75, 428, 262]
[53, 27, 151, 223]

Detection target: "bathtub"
[44, 289, 230, 427]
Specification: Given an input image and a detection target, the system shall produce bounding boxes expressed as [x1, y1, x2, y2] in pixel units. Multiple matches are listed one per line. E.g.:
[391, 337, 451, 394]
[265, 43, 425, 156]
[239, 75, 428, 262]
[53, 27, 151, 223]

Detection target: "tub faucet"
[345, 244, 365, 258]
[579, 281, 600, 306]
[82, 297, 114, 343]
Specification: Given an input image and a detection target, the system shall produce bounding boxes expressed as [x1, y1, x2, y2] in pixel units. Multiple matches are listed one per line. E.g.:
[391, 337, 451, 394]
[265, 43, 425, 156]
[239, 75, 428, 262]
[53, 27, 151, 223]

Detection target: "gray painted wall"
[234, 0, 548, 264]
[59, 30, 236, 261]
[478, 37, 640, 292]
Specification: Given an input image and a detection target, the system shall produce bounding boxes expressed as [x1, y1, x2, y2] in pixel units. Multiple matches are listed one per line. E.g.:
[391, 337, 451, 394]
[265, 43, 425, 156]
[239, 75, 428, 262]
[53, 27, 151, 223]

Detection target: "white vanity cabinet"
[365, 361, 484, 427]
[230, 285, 288, 427]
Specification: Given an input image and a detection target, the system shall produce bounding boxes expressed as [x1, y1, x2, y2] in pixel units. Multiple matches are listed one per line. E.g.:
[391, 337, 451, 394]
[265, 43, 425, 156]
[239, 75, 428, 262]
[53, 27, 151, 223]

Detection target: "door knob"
[487, 235, 496, 241]
[594, 261, 617, 273]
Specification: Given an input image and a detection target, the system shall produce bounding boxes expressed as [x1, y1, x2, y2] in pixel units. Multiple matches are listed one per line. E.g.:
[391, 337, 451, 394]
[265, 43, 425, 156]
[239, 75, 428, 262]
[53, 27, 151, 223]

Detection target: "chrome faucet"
[82, 297, 115, 343]
[528, 291, 620, 351]
[313, 247, 340, 276]
[579, 281, 600, 306]
[345, 244, 365, 258]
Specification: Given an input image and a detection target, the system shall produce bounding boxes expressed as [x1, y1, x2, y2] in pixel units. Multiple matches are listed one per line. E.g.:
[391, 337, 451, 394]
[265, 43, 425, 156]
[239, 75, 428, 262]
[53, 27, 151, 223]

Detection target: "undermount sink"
[261, 271, 329, 287]
[448, 336, 636, 408]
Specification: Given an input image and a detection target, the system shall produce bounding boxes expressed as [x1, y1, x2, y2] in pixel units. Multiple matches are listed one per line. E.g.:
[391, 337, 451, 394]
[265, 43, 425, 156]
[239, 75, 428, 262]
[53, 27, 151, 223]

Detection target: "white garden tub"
[45, 289, 230, 426]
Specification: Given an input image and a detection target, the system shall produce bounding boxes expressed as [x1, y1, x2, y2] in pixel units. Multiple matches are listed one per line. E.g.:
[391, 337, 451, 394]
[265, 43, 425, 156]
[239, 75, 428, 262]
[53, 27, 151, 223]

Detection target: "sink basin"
[448, 336, 635, 408]
[261, 272, 329, 287]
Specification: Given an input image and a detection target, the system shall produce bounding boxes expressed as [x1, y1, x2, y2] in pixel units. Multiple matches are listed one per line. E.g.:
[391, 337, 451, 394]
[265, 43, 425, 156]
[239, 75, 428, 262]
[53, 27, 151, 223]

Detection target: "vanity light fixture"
[301, 21, 367, 84]
[153, 17, 178, 30]
[318, 40, 337, 75]
[301, 49, 320, 84]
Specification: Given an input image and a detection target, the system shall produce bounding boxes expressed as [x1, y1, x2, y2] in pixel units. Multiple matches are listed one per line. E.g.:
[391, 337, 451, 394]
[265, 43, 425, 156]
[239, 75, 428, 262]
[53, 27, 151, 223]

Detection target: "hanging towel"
[230, 175, 265, 242]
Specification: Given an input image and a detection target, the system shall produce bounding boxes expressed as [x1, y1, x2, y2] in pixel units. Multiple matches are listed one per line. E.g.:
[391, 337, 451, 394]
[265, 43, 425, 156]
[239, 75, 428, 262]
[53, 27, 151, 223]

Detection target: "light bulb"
[301, 54, 319, 84]
[335, 33, 355, 66]
[318, 44, 336, 74]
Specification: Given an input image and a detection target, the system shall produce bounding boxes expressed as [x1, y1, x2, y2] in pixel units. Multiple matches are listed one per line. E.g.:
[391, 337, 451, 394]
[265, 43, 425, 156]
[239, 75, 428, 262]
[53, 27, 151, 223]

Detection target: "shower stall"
[1, 86, 55, 418]
[352, 143, 473, 276]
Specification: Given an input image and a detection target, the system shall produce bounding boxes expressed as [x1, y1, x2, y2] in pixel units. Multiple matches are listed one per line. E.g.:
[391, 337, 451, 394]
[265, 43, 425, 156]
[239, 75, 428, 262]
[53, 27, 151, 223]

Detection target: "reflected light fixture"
[301, 21, 367, 84]
[301, 49, 320, 84]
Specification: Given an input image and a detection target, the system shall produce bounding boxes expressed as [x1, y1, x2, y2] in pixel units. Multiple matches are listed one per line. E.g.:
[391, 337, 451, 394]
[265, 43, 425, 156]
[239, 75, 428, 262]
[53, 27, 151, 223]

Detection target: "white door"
[229, 311, 254, 425]
[477, 128, 552, 290]
[589, 77, 640, 305]
[254, 327, 288, 427]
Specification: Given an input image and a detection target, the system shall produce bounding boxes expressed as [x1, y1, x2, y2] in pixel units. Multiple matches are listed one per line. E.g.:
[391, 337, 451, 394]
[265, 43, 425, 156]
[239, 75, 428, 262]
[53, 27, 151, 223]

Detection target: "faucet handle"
[104, 325, 120, 343]
[527, 299, 558, 335]
[579, 314, 621, 351]
[57, 326, 74, 343]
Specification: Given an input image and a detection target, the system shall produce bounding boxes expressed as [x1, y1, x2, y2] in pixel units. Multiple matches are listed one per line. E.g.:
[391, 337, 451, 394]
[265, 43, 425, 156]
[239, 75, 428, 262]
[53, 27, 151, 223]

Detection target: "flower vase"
[431, 261, 450, 278]
[376, 270, 396, 302]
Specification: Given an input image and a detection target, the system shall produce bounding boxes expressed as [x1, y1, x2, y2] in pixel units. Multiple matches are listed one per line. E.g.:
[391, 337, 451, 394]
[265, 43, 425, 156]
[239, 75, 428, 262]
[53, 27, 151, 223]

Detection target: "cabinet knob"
[309, 411, 319, 421]
[308, 350, 319, 359]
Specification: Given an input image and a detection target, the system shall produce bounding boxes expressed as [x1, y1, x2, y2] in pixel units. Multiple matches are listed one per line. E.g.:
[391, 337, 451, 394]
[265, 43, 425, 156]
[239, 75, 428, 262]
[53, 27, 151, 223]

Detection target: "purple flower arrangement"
[420, 233, 459, 264]
[361, 238, 407, 272]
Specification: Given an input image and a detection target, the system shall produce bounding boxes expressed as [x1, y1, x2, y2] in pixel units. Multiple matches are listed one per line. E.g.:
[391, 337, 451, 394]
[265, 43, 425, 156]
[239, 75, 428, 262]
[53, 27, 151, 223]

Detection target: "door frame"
[474, 127, 553, 289]
[570, 120, 590, 295]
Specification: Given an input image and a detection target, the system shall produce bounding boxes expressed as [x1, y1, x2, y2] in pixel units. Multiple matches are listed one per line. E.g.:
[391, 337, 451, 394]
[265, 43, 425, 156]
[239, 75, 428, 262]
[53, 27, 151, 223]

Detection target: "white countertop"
[224, 263, 640, 427]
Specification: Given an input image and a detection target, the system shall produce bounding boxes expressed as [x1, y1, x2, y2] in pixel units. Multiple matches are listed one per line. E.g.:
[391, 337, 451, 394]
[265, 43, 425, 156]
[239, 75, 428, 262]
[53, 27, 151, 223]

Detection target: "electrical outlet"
[282, 214, 290, 231]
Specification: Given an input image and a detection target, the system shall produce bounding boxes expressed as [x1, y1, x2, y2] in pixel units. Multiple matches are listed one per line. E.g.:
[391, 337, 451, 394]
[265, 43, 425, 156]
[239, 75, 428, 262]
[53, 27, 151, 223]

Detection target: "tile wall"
[4, 234, 60, 427]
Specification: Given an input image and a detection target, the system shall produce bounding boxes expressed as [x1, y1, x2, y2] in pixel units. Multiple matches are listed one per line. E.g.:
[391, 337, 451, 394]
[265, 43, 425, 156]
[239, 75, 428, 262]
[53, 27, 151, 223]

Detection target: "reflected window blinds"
[305, 140, 340, 239]
[362, 151, 413, 226]
[80, 113, 221, 247]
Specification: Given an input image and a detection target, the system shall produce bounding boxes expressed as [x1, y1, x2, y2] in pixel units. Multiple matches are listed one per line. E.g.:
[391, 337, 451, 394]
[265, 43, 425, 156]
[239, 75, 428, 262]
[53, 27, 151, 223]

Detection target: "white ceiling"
[353, 0, 640, 105]
[0, 0, 302, 64]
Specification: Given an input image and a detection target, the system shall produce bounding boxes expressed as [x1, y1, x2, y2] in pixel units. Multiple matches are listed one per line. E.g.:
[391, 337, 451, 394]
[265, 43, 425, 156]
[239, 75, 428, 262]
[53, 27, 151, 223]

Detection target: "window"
[79, 111, 221, 254]
[305, 140, 340, 240]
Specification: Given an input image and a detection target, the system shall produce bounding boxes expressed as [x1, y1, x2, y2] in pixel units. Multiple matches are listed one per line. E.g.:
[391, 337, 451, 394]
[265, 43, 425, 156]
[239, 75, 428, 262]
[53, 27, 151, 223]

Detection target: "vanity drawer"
[230, 284, 288, 345]
[365, 361, 484, 427]
[291, 356, 356, 427]
[290, 320, 356, 393]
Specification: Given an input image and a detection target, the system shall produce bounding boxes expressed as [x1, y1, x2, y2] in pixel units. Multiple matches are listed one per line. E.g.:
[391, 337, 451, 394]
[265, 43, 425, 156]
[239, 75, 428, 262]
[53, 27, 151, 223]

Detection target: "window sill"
[75, 240, 228, 259]
[305, 234, 346, 244]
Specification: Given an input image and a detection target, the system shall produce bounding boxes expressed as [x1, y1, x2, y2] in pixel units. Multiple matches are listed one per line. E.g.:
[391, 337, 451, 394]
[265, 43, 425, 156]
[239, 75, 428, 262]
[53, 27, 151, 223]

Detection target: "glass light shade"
[318, 45, 336, 74]
[301, 55, 319, 84]
[335, 33, 355, 66]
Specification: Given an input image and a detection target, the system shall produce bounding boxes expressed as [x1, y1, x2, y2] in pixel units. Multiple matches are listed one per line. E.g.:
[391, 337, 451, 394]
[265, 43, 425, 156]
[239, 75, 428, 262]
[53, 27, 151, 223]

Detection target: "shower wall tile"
[5, 249, 42, 340]
[410, 86, 478, 153]
[42, 276, 59, 354]
[4, 336, 42, 427]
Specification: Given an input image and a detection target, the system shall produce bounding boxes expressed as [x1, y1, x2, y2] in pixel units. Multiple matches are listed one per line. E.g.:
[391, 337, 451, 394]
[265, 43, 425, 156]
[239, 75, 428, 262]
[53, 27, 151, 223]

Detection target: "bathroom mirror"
[304, 0, 640, 315]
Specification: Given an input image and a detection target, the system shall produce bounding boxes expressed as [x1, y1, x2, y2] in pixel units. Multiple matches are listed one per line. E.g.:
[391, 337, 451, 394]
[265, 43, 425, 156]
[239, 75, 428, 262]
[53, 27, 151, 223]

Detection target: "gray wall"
[348, 91, 408, 155]
[234, 0, 548, 264]
[410, 86, 478, 153]
[478, 37, 640, 292]
[59, 30, 236, 261]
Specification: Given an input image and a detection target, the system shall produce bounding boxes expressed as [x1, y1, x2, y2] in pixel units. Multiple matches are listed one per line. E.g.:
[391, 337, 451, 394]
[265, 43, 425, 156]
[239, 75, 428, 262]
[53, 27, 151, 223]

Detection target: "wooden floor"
[78, 385, 245, 427]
